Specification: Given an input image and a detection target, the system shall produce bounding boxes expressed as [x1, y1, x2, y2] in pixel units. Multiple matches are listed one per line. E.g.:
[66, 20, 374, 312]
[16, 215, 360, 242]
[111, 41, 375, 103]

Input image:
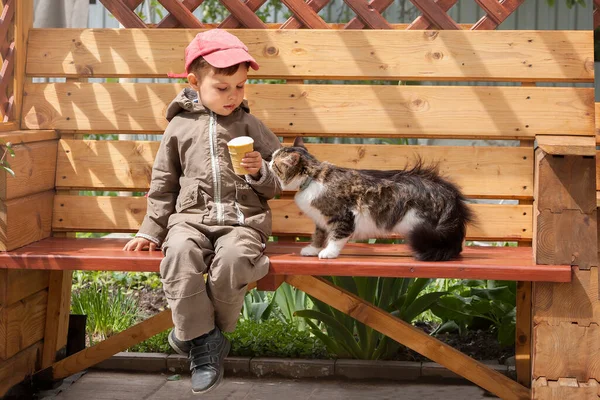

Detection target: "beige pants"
[160, 221, 269, 341]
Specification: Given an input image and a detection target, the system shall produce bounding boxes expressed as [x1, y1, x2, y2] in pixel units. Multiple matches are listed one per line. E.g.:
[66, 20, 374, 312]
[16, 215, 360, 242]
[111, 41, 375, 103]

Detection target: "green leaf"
[401, 291, 448, 323]
[471, 286, 515, 305]
[295, 309, 364, 358]
[2, 166, 15, 177]
[166, 374, 182, 381]
[403, 278, 433, 312]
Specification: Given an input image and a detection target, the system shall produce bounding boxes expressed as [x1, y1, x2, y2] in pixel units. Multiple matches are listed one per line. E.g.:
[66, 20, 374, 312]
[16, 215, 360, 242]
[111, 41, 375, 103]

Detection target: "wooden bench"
[0, 26, 596, 400]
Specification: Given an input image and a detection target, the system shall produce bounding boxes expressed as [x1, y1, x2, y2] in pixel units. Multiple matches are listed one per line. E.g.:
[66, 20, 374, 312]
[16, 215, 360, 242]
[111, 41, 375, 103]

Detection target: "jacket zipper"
[208, 111, 224, 224]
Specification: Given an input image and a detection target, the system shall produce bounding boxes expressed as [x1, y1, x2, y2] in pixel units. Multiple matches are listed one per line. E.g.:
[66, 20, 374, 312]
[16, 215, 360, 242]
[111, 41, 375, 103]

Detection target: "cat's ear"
[293, 136, 306, 149]
[282, 152, 300, 168]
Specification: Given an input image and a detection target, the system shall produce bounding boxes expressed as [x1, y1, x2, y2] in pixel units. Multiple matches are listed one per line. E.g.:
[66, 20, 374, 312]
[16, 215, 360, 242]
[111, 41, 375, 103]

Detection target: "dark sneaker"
[168, 330, 192, 356]
[189, 327, 231, 395]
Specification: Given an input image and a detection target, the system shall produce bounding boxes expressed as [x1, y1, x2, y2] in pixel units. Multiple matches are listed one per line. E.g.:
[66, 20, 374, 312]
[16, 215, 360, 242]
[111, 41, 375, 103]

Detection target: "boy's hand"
[241, 151, 263, 178]
[123, 237, 157, 252]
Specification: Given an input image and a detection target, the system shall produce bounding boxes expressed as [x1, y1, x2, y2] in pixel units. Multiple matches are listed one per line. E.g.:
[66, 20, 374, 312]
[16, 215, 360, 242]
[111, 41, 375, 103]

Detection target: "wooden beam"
[0, 290, 47, 360]
[0, 342, 41, 397]
[285, 275, 530, 399]
[533, 148, 597, 269]
[52, 309, 173, 380]
[536, 135, 596, 157]
[0, 190, 53, 251]
[41, 270, 72, 369]
[0, 139, 57, 201]
[515, 281, 531, 387]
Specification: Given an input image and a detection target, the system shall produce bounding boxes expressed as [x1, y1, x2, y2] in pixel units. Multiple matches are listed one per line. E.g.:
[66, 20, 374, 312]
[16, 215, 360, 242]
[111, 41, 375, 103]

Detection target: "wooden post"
[531, 143, 599, 398]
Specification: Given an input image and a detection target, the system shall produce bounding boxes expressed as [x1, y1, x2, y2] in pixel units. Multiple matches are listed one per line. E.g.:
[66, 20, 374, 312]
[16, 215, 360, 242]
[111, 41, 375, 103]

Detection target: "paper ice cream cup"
[227, 136, 254, 175]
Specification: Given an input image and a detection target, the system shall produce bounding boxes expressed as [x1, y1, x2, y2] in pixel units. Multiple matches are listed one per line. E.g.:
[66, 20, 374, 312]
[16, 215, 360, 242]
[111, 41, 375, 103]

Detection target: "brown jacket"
[137, 88, 282, 245]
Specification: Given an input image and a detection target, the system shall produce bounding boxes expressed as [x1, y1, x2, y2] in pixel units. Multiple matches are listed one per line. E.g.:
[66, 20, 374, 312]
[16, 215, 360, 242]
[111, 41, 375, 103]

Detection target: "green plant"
[0, 139, 15, 177]
[71, 284, 140, 344]
[129, 328, 174, 353]
[241, 288, 276, 321]
[296, 277, 445, 360]
[273, 282, 311, 330]
[430, 280, 516, 346]
[72, 270, 161, 291]
[225, 318, 329, 359]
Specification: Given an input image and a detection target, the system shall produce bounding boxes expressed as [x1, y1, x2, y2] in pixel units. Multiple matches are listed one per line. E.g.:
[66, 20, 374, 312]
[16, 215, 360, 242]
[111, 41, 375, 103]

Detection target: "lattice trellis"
[100, 0, 525, 30]
[0, 0, 15, 122]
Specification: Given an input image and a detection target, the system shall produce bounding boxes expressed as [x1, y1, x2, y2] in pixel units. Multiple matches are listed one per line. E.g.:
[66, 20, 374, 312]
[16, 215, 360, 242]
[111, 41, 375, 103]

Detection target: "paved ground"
[40, 370, 495, 400]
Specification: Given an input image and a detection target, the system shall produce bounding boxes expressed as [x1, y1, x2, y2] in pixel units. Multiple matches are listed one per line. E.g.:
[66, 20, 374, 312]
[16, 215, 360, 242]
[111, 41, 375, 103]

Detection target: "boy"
[123, 29, 281, 394]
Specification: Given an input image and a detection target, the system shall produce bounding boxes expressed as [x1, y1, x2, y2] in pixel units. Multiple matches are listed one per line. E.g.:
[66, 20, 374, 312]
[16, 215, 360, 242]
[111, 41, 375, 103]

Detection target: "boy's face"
[188, 65, 248, 117]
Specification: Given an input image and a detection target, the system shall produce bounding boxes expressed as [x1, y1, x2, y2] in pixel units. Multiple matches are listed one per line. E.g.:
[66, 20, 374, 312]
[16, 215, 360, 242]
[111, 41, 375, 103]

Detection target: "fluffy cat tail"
[408, 200, 474, 262]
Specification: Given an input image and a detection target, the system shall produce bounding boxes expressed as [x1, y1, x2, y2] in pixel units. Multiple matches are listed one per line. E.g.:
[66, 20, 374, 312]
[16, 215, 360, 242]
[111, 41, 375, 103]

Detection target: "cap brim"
[167, 72, 189, 78]
[204, 48, 259, 71]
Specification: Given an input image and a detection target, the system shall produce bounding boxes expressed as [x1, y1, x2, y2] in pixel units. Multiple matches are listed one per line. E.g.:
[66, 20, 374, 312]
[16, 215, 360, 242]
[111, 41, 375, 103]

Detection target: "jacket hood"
[166, 87, 250, 121]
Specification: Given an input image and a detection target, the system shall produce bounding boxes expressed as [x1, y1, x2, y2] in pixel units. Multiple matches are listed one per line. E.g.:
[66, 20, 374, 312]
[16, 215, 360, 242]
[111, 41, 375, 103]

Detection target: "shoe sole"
[168, 331, 190, 356]
[191, 339, 231, 395]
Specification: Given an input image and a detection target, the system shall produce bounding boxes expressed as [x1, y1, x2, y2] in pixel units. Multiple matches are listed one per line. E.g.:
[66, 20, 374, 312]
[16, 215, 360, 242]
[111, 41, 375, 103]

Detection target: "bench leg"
[42, 270, 73, 369]
[286, 275, 530, 400]
[50, 309, 173, 380]
[515, 281, 532, 388]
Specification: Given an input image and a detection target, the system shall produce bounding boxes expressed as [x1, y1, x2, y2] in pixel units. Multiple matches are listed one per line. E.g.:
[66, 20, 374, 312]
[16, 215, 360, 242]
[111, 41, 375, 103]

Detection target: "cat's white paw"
[318, 247, 340, 259]
[300, 245, 321, 256]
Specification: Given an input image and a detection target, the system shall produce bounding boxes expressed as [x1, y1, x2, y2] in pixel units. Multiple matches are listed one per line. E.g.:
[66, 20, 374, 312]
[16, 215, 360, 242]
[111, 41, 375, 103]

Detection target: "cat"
[268, 137, 474, 261]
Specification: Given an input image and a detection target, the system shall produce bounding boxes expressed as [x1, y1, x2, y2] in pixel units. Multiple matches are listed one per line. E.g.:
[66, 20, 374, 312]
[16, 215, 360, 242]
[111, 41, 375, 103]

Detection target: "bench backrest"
[21, 29, 594, 243]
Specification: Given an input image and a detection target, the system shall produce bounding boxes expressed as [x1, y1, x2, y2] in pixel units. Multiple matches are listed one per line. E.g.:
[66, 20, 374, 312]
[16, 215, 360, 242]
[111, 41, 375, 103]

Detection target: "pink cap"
[168, 29, 259, 78]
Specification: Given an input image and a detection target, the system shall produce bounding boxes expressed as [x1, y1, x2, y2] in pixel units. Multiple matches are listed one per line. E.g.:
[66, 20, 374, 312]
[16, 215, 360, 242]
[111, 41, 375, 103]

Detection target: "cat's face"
[269, 137, 314, 191]
[269, 147, 306, 191]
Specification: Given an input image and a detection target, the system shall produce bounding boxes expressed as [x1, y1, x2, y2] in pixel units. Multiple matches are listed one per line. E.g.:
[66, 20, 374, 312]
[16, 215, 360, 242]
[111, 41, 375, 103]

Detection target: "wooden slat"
[25, 29, 594, 82]
[0, 290, 47, 360]
[536, 135, 596, 156]
[410, 0, 461, 30]
[473, 0, 524, 30]
[0, 1, 15, 51]
[51, 195, 532, 241]
[13, 0, 33, 124]
[407, 0, 456, 29]
[343, 0, 391, 29]
[0, 342, 41, 397]
[0, 190, 53, 251]
[281, 0, 328, 29]
[0, 139, 57, 201]
[0, 238, 571, 284]
[21, 83, 594, 138]
[98, 0, 147, 28]
[55, 139, 534, 199]
[533, 323, 600, 381]
[220, 0, 267, 29]
[345, 0, 393, 29]
[280, 0, 328, 29]
[0, 129, 57, 144]
[217, 0, 267, 29]
[157, 0, 203, 28]
[286, 275, 531, 400]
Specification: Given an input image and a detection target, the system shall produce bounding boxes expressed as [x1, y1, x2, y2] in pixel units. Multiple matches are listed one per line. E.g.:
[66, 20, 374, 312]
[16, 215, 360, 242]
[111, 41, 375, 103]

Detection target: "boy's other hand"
[123, 237, 157, 252]
[241, 151, 263, 178]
